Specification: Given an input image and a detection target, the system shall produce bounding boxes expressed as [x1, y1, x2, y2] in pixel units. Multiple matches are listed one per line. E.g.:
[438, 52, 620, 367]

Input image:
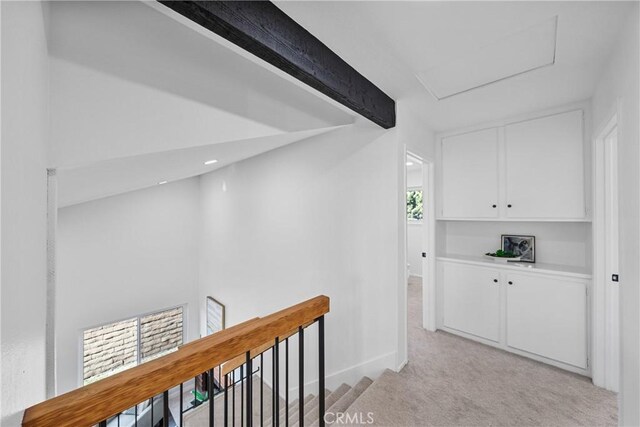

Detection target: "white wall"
[1, 2, 49, 425]
[56, 178, 201, 394]
[198, 121, 400, 390]
[591, 7, 640, 425]
[443, 221, 591, 268]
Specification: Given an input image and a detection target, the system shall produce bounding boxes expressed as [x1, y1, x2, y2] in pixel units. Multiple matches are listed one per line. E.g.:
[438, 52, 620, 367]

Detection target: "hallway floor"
[347, 277, 617, 426]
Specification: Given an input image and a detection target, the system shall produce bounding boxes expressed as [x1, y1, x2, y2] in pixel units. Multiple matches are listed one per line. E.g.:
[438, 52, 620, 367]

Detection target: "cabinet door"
[505, 110, 585, 218]
[443, 263, 500, 342]
[506, 273, 587, 368]
[441, 128, 499, 218]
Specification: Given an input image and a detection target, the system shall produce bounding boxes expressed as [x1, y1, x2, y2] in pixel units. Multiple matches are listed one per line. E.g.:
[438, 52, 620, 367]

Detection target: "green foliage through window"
[407, 190, 423, 221]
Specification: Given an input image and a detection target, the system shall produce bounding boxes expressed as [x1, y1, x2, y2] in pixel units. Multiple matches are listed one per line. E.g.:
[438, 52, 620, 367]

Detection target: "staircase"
[184, 374, 382, 426]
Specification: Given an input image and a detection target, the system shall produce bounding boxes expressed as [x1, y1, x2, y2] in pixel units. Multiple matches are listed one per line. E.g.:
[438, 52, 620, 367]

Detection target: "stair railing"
[22, 295, 329, 427]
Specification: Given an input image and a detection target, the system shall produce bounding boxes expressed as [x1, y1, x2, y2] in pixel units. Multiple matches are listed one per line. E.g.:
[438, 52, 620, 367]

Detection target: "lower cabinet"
[506, 273, 587, 369]
[442, 262, 500, 342]
[439, 260, 589, 372]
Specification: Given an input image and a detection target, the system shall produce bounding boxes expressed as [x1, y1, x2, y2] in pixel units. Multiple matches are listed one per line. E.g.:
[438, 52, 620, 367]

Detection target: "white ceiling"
[53, 1, 632, 206]
[276, 1, 632, 132]
[57, 126, 344, 207]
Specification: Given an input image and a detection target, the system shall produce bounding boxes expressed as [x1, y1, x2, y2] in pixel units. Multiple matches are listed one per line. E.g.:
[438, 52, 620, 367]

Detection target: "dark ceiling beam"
[158, 1, 396, 129]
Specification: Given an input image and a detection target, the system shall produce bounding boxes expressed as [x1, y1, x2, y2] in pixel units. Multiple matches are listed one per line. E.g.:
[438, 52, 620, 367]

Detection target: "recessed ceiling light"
[158, 181, 168, 185]
[406, 162, 414, 166]
[204, 159, 218, 165]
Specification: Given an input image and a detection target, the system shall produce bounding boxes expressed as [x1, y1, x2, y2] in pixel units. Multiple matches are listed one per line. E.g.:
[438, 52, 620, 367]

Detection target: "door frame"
[592, 106, 620, 391]
[401, 149, 437, 364]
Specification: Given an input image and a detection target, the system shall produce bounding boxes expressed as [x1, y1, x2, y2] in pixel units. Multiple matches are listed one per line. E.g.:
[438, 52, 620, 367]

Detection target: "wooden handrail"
[22, 295, 330, 427]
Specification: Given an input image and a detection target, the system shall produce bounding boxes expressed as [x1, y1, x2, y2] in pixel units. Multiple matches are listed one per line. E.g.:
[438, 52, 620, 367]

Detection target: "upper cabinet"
[441, 128, 499, 218]
[505, 110, 585, 219]
[438, 109, 587, 221]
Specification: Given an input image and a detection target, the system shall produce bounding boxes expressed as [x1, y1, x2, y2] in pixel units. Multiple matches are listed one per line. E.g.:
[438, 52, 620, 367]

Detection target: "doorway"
[404, 150, 436, 340]
[593, 114, 620, 393]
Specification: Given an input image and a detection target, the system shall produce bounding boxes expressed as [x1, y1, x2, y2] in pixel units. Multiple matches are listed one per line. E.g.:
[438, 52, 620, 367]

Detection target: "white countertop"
[436, 254, 592, 279]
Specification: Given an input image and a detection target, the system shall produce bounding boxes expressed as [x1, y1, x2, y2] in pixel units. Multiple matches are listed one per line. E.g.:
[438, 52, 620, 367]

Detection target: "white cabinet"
[438, 109, 586, 220]
[506, 272, 587, 369]
[441, 128, 499, 218]
[442, 262, 500, 342]
[505, 110, 585, 219]
[437, 258, 589, 373]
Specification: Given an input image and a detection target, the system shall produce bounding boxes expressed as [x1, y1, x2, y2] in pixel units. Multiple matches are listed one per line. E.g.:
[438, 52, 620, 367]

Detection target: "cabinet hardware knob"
[493, 279, 498, 283]
[507, 204, 512, 208]
[492, 204, 497, 208]
[508, 281, 513, 285]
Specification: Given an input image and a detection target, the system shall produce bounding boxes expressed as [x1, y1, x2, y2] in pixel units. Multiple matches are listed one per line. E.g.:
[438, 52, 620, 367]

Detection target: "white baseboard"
[396, 358, 408, 371]
[290, 351, 397, 396]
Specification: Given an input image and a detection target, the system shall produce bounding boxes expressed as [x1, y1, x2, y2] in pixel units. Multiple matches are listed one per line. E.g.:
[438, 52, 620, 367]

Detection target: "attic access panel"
[417, 16, 558, 100]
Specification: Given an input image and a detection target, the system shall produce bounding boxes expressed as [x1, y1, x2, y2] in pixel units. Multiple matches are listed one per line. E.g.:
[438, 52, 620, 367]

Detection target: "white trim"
[398, 144, 409, 369]
[424, 159, 437, 332]
[46, 169, 58, 398]
[591, 104, 620, 392]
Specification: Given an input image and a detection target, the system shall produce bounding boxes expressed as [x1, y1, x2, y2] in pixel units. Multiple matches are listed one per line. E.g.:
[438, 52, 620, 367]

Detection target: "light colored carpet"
[345, 278, 618, 426]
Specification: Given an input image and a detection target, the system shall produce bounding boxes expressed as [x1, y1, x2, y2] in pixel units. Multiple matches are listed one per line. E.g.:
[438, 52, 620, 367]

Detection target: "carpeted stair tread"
[303, 389, 331, 416]
[287, 388, 329, 427]
[311, 377, 372, 426]
[342, 369, 408, 426]
[285, 394, 316, 426]
[299, 384, 351, 427]
[266, 394, 314, 426]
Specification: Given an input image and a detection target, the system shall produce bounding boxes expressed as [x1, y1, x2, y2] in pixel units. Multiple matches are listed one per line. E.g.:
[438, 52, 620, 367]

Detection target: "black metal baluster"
[164, 390, 170, 427]
[246, 352, 253, 427]
[298, 327, 304, 427]
[241, 364, 245, 427]
[274, 338, 280, 427]
[232, 369, 236, 427]
[272, 347, 276, 427]
[118, 413, 121, 427]
[224, 373, 229, 427]
[135, 402, 138, 427]
[209, 368, 215, 427]
[99, 421, 107, 427]
[180, 383, 184, 427]
[151, 396, 154, 427]
[260, 353, 264, 427]
[285, 339, 289, 427]
[318, 317, 325, 427]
